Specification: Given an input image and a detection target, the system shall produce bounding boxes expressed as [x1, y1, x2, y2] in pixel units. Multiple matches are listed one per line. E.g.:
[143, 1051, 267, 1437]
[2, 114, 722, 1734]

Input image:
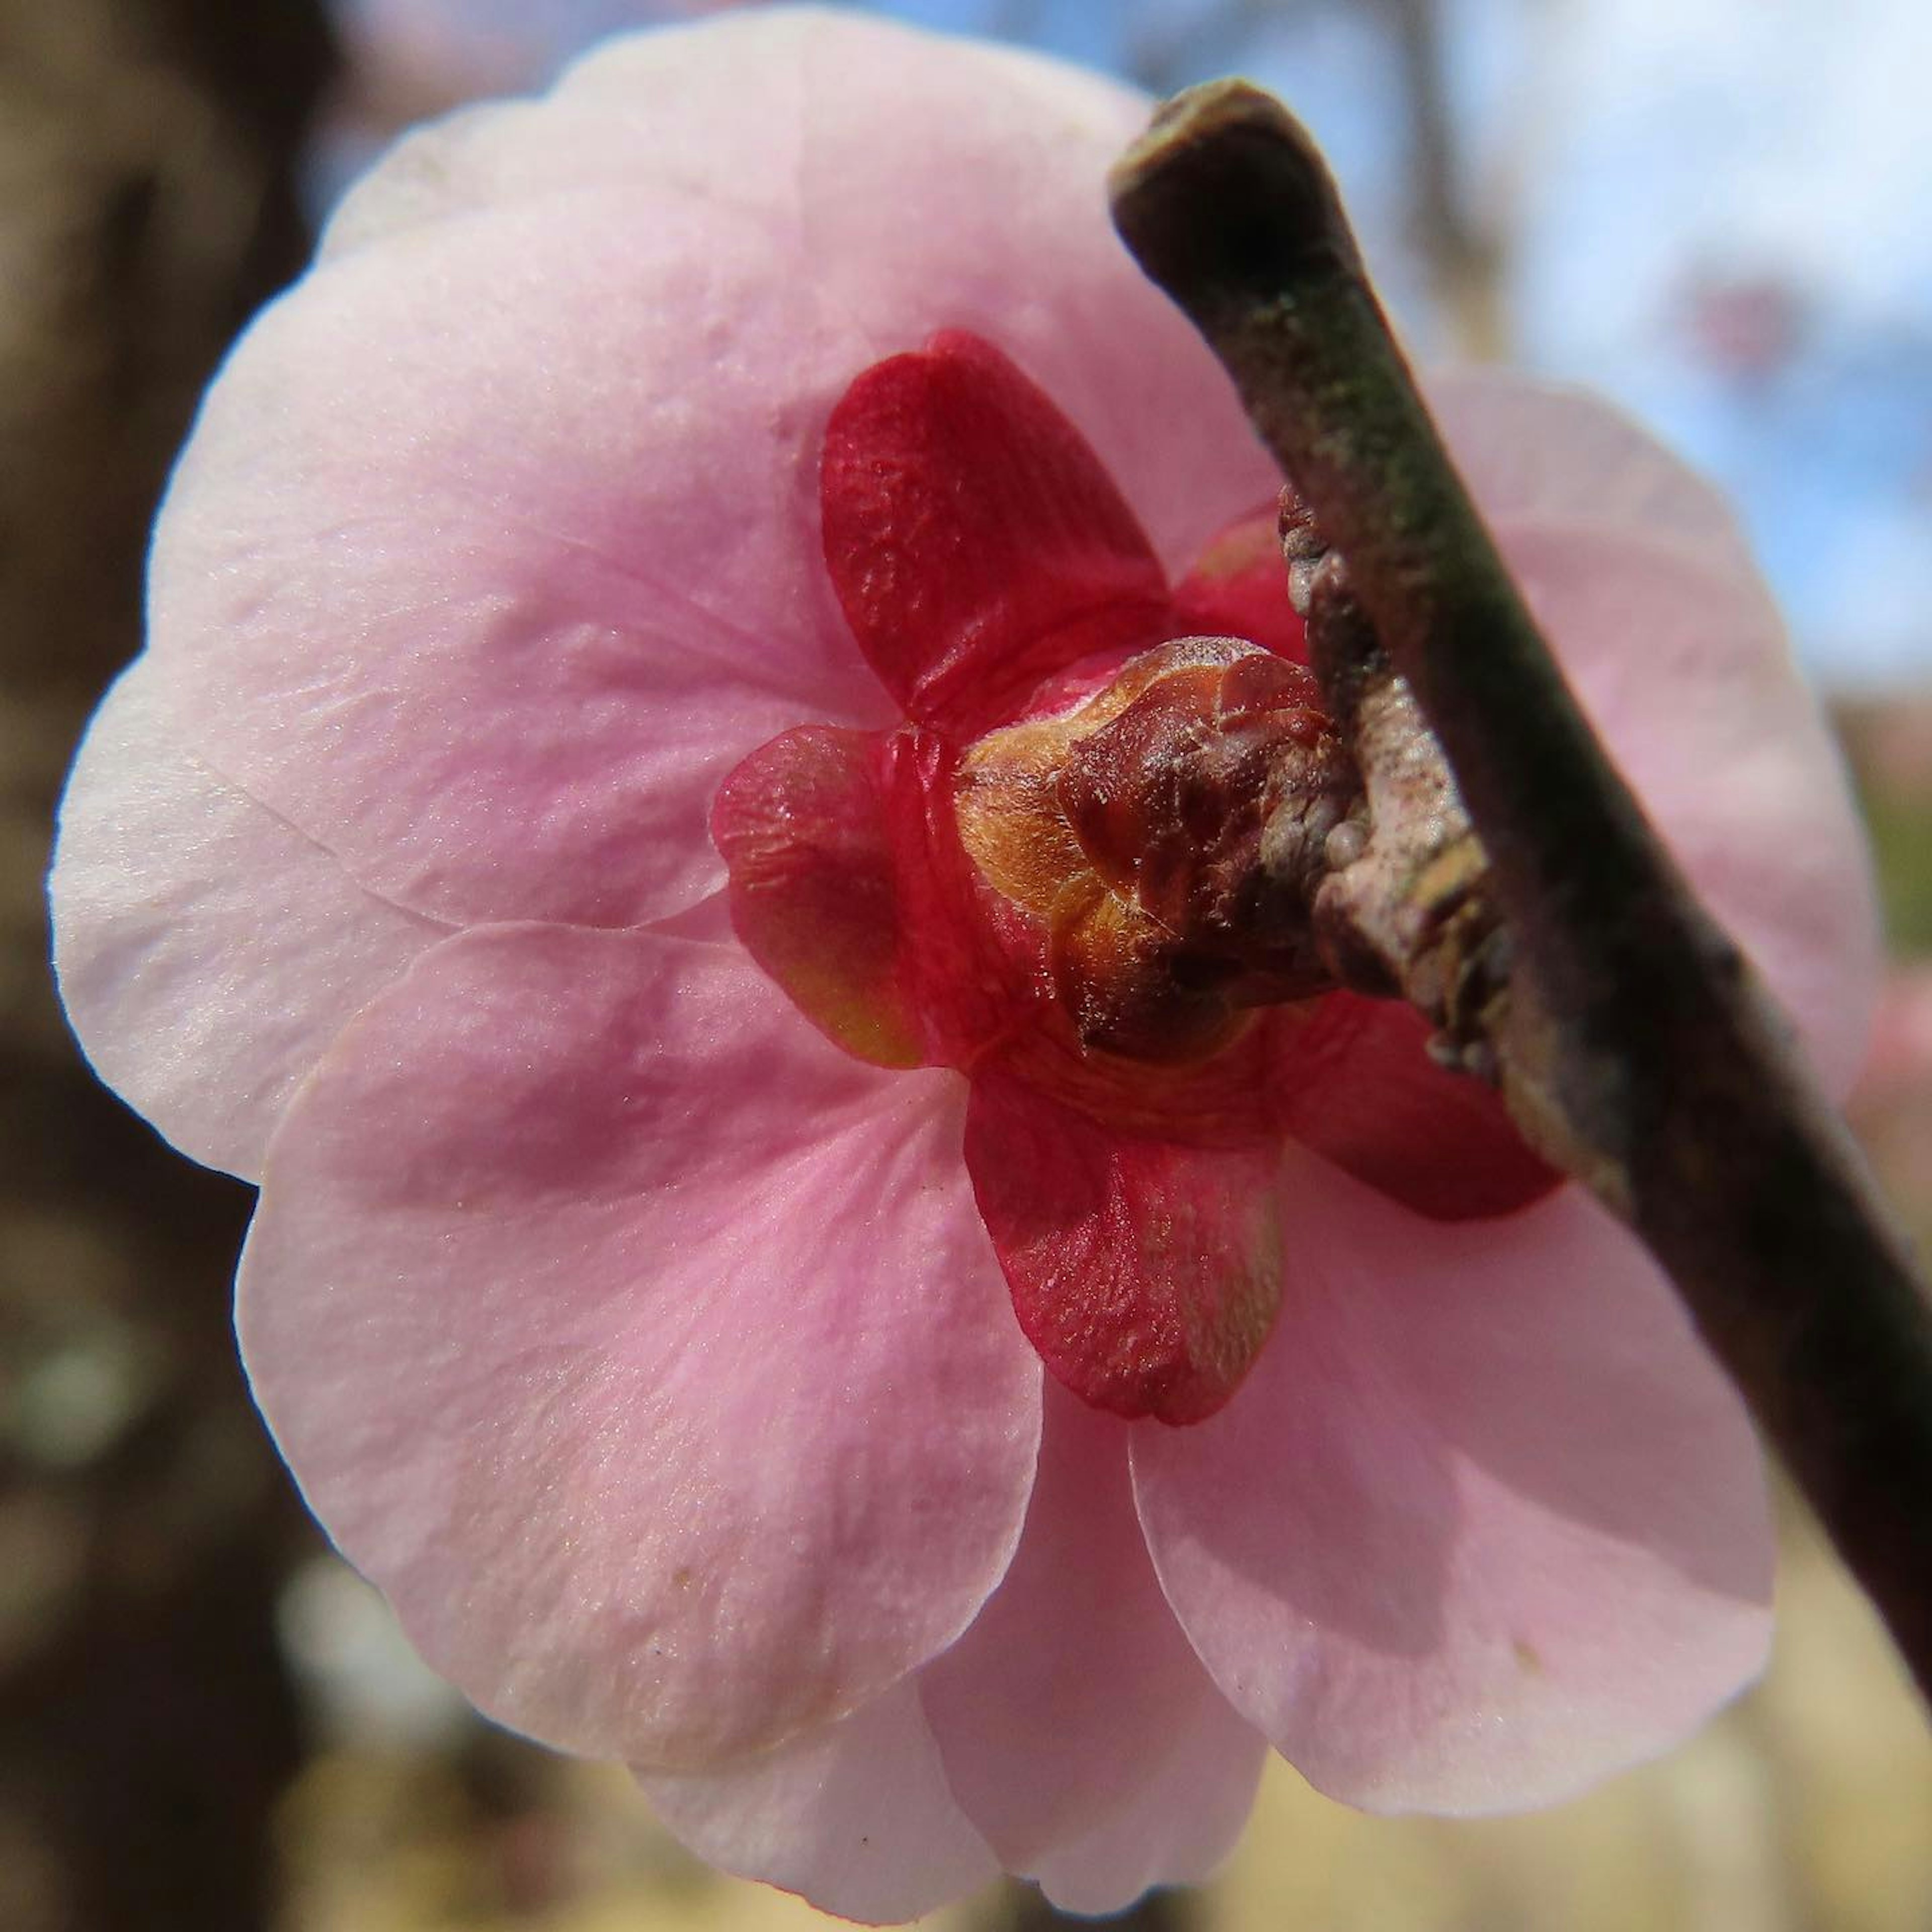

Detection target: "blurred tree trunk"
[1381, 0, 1511, 360]
[0, 2, 336, 1928]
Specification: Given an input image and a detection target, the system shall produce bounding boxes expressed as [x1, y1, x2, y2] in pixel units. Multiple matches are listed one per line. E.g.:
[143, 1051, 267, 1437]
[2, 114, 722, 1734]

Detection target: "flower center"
[709, 634, 1356, 1100]
[955, 635, 1356, 1066]
[710, 331, 1557, 1425]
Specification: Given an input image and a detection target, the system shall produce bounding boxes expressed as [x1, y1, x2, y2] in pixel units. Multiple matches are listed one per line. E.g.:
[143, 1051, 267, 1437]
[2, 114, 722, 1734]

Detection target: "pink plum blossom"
[49, 7, 1880, 1921]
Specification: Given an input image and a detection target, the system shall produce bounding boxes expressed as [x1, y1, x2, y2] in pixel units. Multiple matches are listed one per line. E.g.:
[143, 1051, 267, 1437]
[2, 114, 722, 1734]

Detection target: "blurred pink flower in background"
[49, 7, 1880, 1920]
[1856, 968, 1932, 1111]
[1848, 964, 1932, 1234]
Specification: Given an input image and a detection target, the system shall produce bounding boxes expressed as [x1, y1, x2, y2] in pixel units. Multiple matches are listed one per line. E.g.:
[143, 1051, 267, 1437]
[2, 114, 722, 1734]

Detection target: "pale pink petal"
[321, 13, 1278, 571]
[149, 20, 1278, 927]
[639, 1683, 999, 1926]
[1134, 1147, 1773, 1814]
[319, 97, 528, 258]
[323, 10, 1133, 260]
[1431, 369, 1756, 577]
[238, 926, 1040, 1768]
[1493, 516, 1879, 1093]
[1026, 1700, 1264, 1916]
[49, 659, 445, 1179]
[151, 192, 893, 929]
[1429, 374, 1875, 1084]
[1853, 964, 1932, 1107]
[921, 1383, 1265, 1904]
[316, 11, 925, 259]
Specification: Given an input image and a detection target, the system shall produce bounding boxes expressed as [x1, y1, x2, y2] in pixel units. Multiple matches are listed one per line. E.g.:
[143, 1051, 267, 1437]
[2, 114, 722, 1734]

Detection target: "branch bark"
[1110, 80, 1932, 1705]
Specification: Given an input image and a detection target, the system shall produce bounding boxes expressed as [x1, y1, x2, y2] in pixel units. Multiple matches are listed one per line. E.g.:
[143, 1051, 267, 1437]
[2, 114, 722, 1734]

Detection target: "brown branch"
[1109, 80, 1932, 1704]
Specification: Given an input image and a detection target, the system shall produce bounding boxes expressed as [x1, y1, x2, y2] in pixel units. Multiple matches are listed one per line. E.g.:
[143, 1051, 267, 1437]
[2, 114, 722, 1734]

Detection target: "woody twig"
[1110, 79, 1932, 1704]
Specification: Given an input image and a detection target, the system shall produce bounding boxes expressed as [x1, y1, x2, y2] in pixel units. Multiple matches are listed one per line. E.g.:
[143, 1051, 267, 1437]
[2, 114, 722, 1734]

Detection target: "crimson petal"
[1267, 993, 1560, 1221]
[822, 331, 1172, 737]
[1170, 507, 1310, 663]
[965, 1066, 1284, 1424]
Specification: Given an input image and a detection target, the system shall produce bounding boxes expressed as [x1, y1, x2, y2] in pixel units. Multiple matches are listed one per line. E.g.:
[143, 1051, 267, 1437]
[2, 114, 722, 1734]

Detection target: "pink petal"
[49, 659, 445, 1179]
[1494, 516, 1879, 1094]
[1134, 1148, 1773, 1813]
[921, 1383, 1264, 1907]
[393, 11, 1279, 575]
[150, 191, 893, 930]
[238, 926, 1040, 1769]
[1027, 1709, 1264, 1916]
[822, 332, 1169, 736]
[147, 16, 1274, 933]
[1854, 964, 1932, 1107]
[638, 1683, 998, 1926]
[1430, 369, 1758, 577]
[321, 12, 1138, 267]
[1266, 994, 1559, 1222]
[965, 1071, 1286, 1423]
[1434, 371, 1875, 1086]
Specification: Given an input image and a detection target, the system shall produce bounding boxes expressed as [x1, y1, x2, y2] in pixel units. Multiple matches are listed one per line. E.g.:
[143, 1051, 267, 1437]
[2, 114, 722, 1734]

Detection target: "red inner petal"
[967, 1066, 1285, 1425]
[822, 331, 1173, 738]
[713, 723, 1042, 1073]
[1171, 508, 1309, 664]
[874, 727, 1046, 1068]
[711, 726, 925, 1069]
[1265, 992, 1562, 1221]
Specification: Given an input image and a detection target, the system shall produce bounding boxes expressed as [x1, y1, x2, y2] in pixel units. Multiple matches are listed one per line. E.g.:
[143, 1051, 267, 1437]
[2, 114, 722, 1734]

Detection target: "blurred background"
[3, 1, 1928, 1928]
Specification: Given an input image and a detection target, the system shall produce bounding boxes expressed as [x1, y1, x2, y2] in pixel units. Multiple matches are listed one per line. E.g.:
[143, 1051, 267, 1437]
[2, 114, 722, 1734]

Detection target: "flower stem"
[1111, 79, 1932, 1707]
